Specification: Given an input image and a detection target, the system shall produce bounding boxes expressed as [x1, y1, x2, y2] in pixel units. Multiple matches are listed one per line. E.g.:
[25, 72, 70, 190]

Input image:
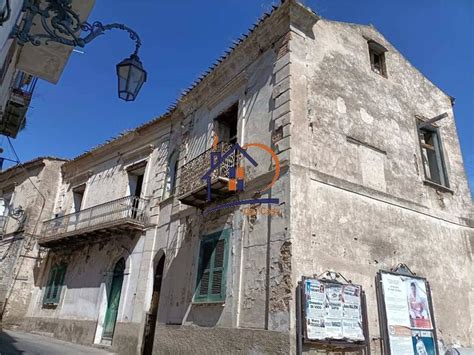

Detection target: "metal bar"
[375, 272, 389, 355]
[41, 195, 149, 239]
[417, 112, 448, 129]
[296, 280, 303, 355]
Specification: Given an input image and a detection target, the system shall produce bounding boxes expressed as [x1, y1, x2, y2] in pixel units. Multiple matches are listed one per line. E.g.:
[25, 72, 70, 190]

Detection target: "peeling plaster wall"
[0, 159, 64, 323]
[289, 10, 473, 354]
[3, 3, 472, 355]
[149, 3, 294, 353]
[16, 120, 174, 354]
[23, 233, 145, 346]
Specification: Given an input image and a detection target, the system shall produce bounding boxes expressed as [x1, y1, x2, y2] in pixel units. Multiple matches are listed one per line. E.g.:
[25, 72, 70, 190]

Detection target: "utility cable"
[1, 137, 48, 319]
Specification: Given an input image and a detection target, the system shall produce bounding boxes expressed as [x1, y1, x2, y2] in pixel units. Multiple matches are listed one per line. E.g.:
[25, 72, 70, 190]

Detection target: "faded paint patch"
[359, 107, 374, 125]
[336, 97, 347, 114]
[270, 241, 292, 312]
[359, 145, 386, 192]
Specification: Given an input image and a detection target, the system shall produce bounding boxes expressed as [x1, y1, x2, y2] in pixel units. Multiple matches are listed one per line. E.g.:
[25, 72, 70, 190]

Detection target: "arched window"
[113, 257, 126, 275]
[163, 150, 179, 199]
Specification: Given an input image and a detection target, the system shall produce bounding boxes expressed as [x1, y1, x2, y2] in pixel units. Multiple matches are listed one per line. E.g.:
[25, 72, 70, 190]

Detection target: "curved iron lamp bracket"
[11, 0, 142, 55]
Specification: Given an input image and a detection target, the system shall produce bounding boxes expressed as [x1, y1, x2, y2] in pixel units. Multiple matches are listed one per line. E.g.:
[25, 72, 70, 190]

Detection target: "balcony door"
[128, 164, 146, 219]
[102, 258, 125, 341]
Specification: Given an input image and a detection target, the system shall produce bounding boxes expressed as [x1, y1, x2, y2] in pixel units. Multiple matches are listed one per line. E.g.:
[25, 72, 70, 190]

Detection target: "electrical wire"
[6, 136, 46, 235]
[1, 136, 49, 318]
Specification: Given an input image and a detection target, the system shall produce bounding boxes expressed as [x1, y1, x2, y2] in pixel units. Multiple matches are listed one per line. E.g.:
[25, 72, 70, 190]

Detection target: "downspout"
[236, 97, 247, 327]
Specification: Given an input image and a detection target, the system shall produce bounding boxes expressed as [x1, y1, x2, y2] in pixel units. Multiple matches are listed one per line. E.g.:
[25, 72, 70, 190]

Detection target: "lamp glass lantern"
[116, 54, 147, 101]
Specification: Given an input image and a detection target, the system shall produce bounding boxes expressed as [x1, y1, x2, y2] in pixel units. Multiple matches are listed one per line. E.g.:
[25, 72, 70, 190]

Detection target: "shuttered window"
[43, 264, 67, 305]
[195, 230, 230, 303]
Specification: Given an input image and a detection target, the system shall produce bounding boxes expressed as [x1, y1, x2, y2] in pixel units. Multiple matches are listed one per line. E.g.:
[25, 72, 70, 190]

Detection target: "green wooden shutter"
[210, 239, 225, 297]
[195, 230, 229, 303]
[43, 265, 67, 305]
[43, 267, 56, 304]
[197, 240, 214, 299]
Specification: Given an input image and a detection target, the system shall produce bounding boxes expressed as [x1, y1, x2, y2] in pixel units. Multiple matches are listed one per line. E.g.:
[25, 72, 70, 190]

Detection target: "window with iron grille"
[43, 264, 67, 305]
[418, 125, 449, 187]
[195, 229, 230, 303]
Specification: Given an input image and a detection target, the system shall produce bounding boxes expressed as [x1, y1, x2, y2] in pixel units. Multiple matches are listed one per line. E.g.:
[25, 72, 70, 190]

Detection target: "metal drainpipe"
[296, 281, 303, 355]
[236, 98, 246, 327]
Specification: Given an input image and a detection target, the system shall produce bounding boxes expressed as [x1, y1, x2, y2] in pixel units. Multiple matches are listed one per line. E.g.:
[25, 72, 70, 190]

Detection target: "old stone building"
[0, 157, 65, 322]
[1, 1, 472, 354]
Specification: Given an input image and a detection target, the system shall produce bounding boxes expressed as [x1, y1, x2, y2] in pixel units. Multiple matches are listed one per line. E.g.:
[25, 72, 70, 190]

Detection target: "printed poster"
[380, 272, 436, 355]
[412, 331, 436, 355]
[304, 279, 364, 342]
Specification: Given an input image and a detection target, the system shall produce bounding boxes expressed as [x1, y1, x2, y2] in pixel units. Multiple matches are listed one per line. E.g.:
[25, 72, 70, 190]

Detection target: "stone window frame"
[367, 40, 388, 78]
[417, 123, 450, 189]
[194, 229, 230, 303]
[162, 149, 179, 200]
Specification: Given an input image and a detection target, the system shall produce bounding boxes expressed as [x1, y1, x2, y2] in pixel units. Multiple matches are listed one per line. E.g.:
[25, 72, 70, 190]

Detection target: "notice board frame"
[376, 267, 439, 355]
[297, 275, 369, 354]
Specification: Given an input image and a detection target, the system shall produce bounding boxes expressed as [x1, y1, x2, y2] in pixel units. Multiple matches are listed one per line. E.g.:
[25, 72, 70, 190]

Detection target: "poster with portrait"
[412, 331, 436, 355]
[379, 271, 438, 355]
[303, 278, 365, 343]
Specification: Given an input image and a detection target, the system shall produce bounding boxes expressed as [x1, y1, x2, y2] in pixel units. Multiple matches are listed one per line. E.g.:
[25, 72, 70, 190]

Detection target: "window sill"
[42, 303, 58, 309]
[423, 180, 454, 194]
[192, 300, 225, 306]
[159, 195, 175, 205]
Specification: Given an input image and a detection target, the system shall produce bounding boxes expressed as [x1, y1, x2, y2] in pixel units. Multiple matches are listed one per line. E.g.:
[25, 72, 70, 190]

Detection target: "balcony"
[0, 71, 38, 138]
[40, 196, 149, 247]
[178, 143, 237, 207]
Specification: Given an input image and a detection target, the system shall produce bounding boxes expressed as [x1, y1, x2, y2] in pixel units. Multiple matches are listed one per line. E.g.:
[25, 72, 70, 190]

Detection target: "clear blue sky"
[3, 0, 473, 195]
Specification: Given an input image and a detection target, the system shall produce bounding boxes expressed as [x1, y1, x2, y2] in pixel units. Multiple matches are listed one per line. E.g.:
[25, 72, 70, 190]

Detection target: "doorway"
[102, 258, 126, 343]
[214, 103, 238, 144]
[142, 254, 165, 355]
[128, 166, 145, 219]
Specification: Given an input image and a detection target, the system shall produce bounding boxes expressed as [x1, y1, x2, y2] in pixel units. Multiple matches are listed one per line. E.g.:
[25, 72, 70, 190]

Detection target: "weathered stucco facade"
[1, 1, 472, 354]
[0, 157, 65, 323]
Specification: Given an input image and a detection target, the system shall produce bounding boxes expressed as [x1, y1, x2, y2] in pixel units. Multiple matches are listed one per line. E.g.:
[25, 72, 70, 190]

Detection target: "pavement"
[0, 329, 115, 355]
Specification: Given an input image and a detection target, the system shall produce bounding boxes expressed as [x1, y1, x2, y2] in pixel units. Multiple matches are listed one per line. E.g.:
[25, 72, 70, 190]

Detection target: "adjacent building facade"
[1, 1, 472, 354]
[0, 157, 65, 322]
[0, 0, 95, 138]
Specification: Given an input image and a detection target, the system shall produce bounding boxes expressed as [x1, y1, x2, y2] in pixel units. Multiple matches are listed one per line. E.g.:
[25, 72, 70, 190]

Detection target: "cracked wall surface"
[289, 8, 473, 354]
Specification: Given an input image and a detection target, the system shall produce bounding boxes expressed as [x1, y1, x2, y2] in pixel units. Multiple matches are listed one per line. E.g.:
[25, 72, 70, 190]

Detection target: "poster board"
[377, 271, 438, 355]
[301, 277, 367, 346]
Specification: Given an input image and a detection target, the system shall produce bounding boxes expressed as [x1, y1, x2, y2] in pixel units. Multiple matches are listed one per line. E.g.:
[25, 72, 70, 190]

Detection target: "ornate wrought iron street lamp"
[116, 54, 147, 102]
[8, 0, 147, 101]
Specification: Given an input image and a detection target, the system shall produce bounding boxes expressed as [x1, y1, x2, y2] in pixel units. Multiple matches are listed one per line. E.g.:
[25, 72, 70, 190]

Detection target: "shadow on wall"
[33, 234, 142, 292]
[156, 209, 226, 328]
[0, 329, 22, 354]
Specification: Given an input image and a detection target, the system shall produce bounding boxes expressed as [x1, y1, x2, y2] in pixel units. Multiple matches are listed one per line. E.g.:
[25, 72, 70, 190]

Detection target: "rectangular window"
[418, 125, 449, 187]
[72, 184, 86, 213]
[195, 229, 230, 303]
[43, 264, 67, 305]
[214, 103, 238, 144]
[368, 41, 387, 77]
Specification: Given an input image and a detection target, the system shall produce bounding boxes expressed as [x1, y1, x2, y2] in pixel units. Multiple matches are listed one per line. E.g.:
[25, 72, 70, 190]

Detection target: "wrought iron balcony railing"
[41, 196, 149, 246]
[0, 71, 38, 138]
[178, 142, 237, 207]
[11, 71, 37, 102]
